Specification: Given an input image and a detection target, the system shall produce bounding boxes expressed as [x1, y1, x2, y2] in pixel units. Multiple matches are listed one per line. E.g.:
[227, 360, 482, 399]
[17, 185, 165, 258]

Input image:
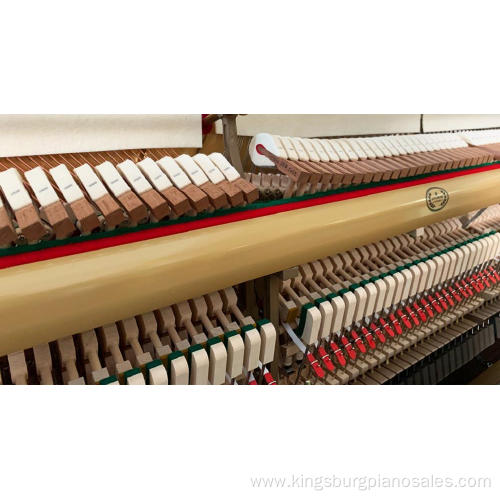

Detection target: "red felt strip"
[0, 163, 498, 270]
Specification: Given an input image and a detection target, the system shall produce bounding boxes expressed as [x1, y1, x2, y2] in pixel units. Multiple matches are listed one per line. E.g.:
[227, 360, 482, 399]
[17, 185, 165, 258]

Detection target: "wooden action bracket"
[461, 208, 488, 229]
[259, 267, 299, 382]
[202, 114, 244, 175]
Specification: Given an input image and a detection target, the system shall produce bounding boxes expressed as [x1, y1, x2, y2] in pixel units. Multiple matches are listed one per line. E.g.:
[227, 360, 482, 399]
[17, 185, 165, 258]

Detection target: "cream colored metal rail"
[0, 168, 499, 355]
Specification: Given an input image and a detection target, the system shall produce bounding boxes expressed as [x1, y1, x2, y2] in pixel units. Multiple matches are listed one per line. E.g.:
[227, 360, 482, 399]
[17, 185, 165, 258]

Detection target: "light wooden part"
[190, 297, 224, 337]
[221, 287, 253, 326]
[174, 301, 207, 344]
[137, 312, 171, 359]
[207, 291, 239, 331]
[99, 323, 132, 375]
[8, 351, 28, 385]
[33, 343, 53, 385]
[80, 330, 109, 383]
[57, 336, 80, 383]
[118, 317, 152, 367]
[68, 376, 86, 385]
[156, 306, 190, 351]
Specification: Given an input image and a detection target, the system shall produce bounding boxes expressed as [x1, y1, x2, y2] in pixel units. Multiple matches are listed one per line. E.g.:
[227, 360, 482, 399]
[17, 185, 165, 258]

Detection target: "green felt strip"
[123, 367, 141, 380]
[167, 350, 185, 372]
[223, 330, 238, 346]
[296, 303, 315, 338]
[0, 162, 497, 259]
[187, 344, 204, 366]
[99, 375, 118, 385]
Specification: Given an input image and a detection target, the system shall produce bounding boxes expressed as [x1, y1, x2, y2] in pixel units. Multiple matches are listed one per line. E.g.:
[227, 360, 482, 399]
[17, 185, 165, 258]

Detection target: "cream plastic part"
[136, 157, 173, 191]
[174, 154, 209, 187]
[192, 154, 225, 184]
[148, 364, 168, 385]
[400, 269, 413, 301]
[373, 278, 387, 313]
[346, 139, 367, 159]
[278, 136, 299, 161]
[317, 301, 334, 339]
[363, 283, 378, 318]
[353, 287, 368, 323]
[380, 137, 400, 156]
[299, 138, 320, 162]
[249, 132, 280, 167]
[289, 137, 309, 161]
[317, 139, 340, 162]
[170, 356, 189, 385]
[432, 256, 445, 286]
[383, 276, 396, 309]
[190, 349, 209, 385]
[49, 164, 85, 203]
[208, 153, 240, 182]
[310, 139, 330, 162]
[208, 342, 227, 385]
[416, 262, 429, 294]
[24, 167, 60, 207]
[425, 259, 437, 289]
[408, 265, 422, 297]
[341, 292, 356, 328]
[272, 136, 288, 158]
[73, 164, 109, 200]
[393, 136, 414, 154]
[364, 138, 385, 157]
[156, 156, 192, 189]
[353, 138, 376, 159]
[337, 139, 358, 161]
[95, 161, 131, 197]
[126, 372, 146, 385]
[328, 139, 350, 161]
[392, 272, 405, 304]
[0, 168, 33, 210]
[385, 137, 406, 156]
[116, 160, 153, 195]
[243, 328, 261, 371]
[301, 307, 321, 345]
[374, 138, 393, 157]
[330, 296, 345, 333]
[226, 334, 244, 379]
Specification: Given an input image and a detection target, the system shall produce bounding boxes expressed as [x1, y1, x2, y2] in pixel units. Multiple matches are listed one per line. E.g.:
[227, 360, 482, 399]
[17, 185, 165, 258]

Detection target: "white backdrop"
[216, 114, 421, 137]
[423, 114, 500, 132]
[0, 114, 202, 157]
